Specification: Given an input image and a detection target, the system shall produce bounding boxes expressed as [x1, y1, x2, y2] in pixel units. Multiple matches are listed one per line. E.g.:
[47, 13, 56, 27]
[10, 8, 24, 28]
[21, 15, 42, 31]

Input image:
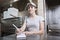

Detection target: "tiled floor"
[1, 34, 60, 40]
[2, 34, 16, 40]
[47, 35, 60, 40]
[0, 34, 26, 40]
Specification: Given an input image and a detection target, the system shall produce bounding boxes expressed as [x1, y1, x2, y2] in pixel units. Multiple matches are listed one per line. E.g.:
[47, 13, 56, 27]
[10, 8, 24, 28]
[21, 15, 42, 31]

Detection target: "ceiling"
[0, 0, 37, 13]
[0, 0, 11, 6]
[46, 0, 60, 8]
[0, 0, 29, 13]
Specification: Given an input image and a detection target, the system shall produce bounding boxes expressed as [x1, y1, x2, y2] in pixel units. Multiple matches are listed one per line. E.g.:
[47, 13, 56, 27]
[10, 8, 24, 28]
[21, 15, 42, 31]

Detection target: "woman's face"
[27, 5, 36, 15]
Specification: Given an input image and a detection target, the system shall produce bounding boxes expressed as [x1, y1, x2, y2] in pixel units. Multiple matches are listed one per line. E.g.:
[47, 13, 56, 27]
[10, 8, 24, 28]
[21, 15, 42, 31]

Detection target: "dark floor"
[0, 34, 60, 40]
[47, 35, 60, 40]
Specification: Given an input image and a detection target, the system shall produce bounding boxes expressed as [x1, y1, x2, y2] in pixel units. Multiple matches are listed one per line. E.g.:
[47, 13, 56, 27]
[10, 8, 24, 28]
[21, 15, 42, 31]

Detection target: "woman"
[17, 2, 44, 40]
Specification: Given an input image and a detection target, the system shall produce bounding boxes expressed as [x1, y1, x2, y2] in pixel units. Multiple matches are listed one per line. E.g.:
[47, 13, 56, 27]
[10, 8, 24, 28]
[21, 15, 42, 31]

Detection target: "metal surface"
[1, 17, 22, 37]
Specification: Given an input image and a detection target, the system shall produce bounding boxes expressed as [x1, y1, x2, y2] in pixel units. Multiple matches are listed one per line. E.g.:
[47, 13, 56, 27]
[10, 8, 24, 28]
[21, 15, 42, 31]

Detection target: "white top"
[25, 15, 44, 31]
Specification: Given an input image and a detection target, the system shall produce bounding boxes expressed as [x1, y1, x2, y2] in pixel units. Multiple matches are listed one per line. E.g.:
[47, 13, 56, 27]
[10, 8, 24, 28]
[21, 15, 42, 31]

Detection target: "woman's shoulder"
[36, 15, 44, 21]
[36, 15, 44, 18]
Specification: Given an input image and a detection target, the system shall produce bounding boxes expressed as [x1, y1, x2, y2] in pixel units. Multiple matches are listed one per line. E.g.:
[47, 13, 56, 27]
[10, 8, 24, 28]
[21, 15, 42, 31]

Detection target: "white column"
[38, 0, 46, 40]
[38, 0, 44, 16]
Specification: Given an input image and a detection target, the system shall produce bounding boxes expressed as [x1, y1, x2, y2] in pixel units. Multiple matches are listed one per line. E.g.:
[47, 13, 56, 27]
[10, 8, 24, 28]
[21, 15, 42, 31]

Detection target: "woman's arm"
[16, 21, 26, 33]
[20, 21, 26, 32]
[23, 21, 44, 35]
[39, 21, 44, 35]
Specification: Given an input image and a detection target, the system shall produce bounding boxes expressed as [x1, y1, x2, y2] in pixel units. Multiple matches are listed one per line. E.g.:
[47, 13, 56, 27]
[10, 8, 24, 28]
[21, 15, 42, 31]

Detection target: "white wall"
[47, 6, 60, 25]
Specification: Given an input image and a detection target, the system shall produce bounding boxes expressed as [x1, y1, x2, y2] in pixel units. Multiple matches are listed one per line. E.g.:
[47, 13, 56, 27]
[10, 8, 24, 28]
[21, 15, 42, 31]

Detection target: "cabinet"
[0, 17, 23, 40]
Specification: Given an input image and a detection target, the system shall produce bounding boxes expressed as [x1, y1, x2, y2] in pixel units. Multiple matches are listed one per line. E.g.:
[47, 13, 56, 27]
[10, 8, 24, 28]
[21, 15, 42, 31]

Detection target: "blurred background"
[1, 0, 60, 40]
[46, 0, 60, 40]
[0, 0, 45, 40]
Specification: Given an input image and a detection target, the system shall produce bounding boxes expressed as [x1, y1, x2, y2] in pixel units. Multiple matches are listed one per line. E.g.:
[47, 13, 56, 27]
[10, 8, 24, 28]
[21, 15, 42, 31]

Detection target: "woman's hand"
[23, 31, 33, 35]
[16, 28, 23, 35]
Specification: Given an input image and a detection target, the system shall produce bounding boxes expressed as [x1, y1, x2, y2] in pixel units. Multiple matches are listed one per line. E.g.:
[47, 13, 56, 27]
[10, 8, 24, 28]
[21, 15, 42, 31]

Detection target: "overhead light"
[10, 0, 19, 3]
[10, 3, 12, 7]
[13, 0, 19, 2]
[29, 0, 32, 3]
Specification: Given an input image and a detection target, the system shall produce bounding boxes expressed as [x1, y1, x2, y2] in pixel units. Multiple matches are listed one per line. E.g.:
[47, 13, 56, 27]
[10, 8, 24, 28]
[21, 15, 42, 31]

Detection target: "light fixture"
[13, 0, 19, 2]
[29, 0, 32, 3]
[10, 0, 19, 7]
[10, 3, 12, 7]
